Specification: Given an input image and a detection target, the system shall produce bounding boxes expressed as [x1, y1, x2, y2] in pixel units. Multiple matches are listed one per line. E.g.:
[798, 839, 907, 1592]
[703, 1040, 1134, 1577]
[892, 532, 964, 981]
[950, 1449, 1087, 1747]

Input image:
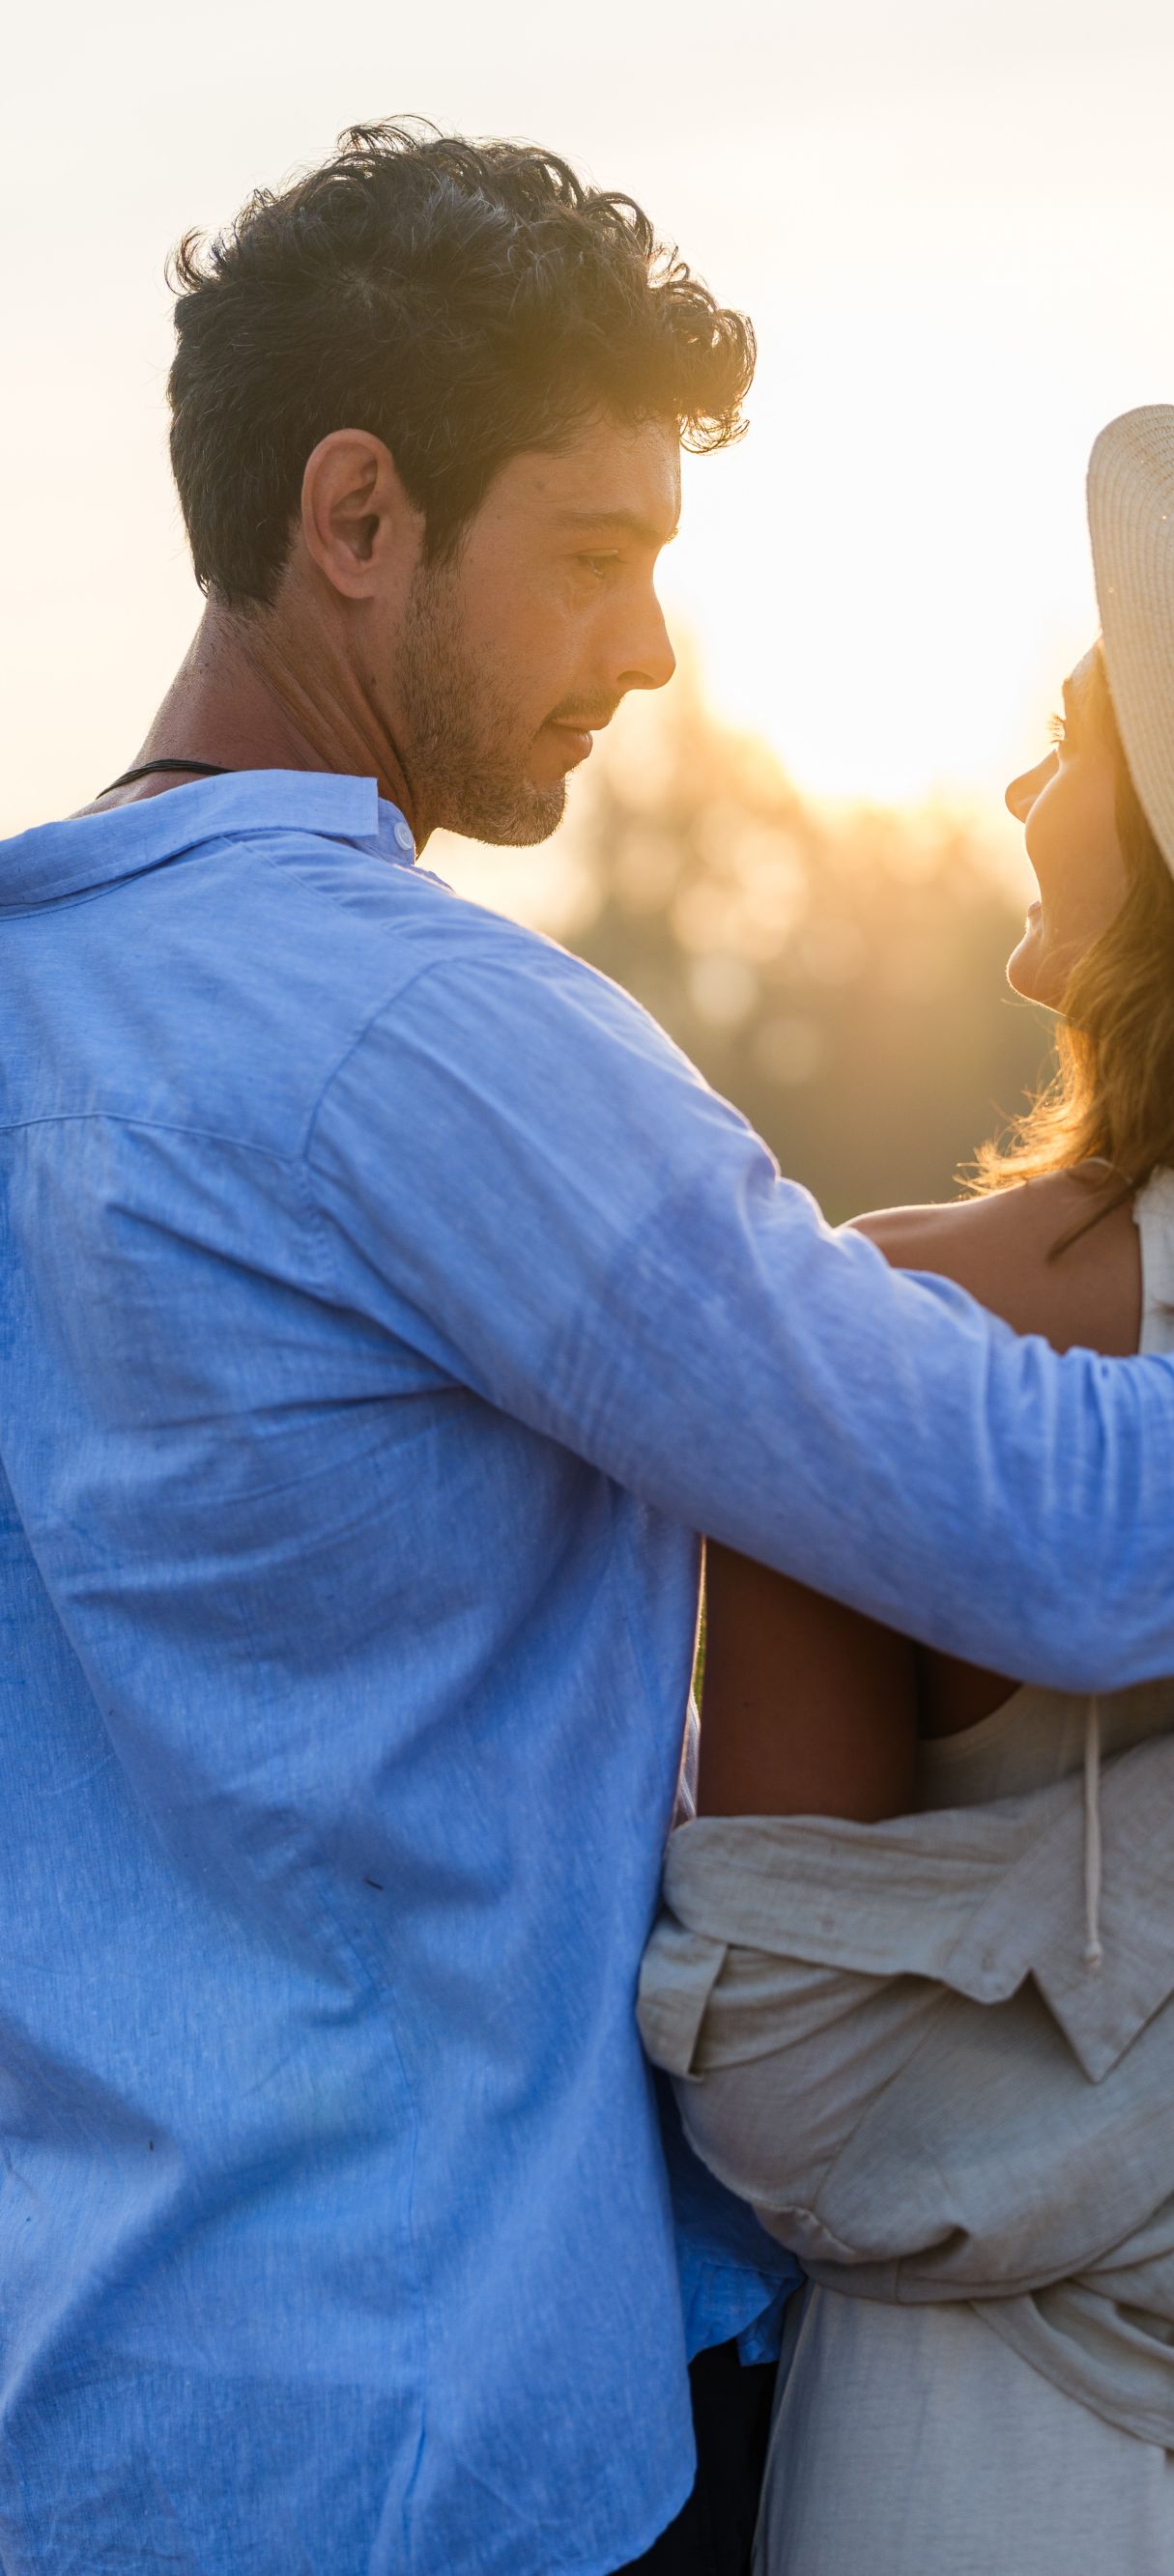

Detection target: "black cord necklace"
[97, 758, 235, 798]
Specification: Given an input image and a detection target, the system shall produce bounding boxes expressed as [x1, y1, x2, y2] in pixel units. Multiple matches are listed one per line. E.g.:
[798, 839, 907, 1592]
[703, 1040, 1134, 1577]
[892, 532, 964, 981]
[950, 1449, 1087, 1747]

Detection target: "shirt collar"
[0, 770, 417, 913]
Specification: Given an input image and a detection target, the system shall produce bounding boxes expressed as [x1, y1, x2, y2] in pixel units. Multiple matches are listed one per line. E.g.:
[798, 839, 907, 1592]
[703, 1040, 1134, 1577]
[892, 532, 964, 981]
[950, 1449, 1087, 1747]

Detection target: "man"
[2, 119, 1174, 2576]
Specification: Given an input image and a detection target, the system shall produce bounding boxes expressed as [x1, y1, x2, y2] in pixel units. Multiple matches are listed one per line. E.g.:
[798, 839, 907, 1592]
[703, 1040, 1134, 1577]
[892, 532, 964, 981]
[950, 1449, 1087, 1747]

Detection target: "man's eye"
[1046, 713, 1068, 752]
[578, 553, 619, 580]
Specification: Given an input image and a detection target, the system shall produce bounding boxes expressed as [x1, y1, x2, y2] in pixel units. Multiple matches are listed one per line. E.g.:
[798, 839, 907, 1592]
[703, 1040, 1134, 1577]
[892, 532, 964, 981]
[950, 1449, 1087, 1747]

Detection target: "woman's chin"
[1006, 912, 1052, 1005]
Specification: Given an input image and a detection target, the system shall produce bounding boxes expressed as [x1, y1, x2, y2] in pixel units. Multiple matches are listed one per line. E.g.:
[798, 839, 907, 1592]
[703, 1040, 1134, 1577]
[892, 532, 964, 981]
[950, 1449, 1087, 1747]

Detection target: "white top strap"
[1132, 1166, 1174, 1354]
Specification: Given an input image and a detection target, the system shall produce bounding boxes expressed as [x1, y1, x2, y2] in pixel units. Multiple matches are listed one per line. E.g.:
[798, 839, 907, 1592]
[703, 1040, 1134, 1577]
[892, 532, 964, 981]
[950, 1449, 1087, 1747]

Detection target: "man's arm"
[696, 1171, 1149, 1822]
[304, 937, 1174, 1694]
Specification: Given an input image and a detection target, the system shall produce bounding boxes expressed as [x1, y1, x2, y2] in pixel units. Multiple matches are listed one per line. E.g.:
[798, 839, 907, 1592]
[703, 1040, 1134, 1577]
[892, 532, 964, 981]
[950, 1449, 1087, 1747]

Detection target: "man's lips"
[545, 722, 596, 766]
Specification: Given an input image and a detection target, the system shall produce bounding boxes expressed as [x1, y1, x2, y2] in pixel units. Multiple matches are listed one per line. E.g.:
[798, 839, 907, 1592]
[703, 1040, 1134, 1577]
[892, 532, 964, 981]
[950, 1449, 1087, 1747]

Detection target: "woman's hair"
[970, 641, 1174, 1241]
[166, 119, 755, 610]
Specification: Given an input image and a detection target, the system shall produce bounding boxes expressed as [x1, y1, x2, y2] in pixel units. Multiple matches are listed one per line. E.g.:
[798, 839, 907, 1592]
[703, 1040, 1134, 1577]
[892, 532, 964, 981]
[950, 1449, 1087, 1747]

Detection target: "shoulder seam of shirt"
[299, 958, 468, 1168]
[298, 944, 622, 1169]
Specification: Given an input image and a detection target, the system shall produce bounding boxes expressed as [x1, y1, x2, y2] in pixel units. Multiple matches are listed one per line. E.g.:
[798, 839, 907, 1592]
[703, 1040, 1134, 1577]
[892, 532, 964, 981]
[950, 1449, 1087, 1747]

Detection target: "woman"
[639, 406, 1174, 2570]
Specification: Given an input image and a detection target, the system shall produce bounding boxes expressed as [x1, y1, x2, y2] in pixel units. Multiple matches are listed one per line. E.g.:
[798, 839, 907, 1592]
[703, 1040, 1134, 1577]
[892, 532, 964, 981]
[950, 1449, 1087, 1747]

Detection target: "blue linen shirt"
[3, 770, 1174, 2576]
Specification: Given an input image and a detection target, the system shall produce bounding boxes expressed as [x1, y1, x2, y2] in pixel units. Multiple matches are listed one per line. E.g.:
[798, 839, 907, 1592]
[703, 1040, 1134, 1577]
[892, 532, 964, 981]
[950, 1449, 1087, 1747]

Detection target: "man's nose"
[1005, 751, 1056, 822]
[616, 593, 677, 696]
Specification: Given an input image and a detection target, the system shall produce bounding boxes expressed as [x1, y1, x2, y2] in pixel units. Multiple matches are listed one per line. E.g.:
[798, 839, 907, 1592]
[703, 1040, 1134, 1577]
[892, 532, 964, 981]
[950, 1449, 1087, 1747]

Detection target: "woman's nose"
[1005, 751, 1056, 822]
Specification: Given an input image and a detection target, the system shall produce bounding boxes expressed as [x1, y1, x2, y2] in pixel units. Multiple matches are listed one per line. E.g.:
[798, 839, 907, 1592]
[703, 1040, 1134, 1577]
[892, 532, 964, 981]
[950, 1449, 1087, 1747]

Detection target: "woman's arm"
[698, 1549, 918, 1820]
[698, 1174, 1143, 1822]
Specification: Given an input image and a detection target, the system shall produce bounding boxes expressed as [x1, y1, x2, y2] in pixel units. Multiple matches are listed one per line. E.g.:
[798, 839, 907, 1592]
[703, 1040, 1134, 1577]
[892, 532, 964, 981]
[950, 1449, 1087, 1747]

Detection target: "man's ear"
[300, 430, 423, 599]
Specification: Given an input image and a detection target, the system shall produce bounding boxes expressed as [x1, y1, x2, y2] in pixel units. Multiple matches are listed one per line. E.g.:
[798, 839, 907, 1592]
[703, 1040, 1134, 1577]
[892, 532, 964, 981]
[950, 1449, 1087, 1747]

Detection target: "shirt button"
[394, 819, 415, 854]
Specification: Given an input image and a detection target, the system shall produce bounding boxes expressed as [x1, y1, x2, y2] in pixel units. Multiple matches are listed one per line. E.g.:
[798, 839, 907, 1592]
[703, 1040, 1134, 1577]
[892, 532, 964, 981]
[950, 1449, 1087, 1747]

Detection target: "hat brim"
[1088, 405, 1174, 876]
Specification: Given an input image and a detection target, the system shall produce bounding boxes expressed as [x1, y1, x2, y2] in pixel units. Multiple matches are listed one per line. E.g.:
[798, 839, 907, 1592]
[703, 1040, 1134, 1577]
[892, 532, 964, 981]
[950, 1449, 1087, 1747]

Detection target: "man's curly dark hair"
[166, 119, 756, 609]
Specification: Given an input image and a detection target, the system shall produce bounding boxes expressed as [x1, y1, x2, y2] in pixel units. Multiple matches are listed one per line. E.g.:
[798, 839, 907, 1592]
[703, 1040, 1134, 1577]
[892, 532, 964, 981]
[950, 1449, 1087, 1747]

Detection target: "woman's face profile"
[1004, 646, 1129, 1009]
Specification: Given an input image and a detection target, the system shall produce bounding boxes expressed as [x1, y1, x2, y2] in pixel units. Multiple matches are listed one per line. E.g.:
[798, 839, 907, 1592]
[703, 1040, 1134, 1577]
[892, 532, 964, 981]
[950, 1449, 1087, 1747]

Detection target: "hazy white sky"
[5, 0, 1174, 841]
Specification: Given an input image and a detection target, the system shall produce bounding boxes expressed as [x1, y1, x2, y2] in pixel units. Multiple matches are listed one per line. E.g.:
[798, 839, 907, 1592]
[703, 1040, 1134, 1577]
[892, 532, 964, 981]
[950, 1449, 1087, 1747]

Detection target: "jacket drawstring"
[1083, 1694, 1103, 1970]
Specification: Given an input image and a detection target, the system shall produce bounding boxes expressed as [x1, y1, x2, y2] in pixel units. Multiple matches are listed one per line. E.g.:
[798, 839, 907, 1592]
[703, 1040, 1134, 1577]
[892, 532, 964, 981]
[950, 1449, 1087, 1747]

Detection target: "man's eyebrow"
[557, 507, 679, 547]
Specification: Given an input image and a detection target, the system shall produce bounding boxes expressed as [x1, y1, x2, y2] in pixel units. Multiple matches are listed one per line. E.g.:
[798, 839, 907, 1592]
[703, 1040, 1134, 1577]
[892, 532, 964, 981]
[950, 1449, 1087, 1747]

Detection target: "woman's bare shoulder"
[850, 1171, 1142, 1355]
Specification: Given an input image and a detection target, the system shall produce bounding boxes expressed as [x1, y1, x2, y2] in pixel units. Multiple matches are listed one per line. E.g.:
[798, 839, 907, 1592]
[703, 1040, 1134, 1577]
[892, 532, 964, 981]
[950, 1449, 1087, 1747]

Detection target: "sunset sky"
[6, 0, 1174, 853]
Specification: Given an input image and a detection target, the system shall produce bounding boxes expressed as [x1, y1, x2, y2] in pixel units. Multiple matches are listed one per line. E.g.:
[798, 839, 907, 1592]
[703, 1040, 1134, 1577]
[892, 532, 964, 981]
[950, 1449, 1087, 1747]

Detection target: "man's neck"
[97, 598, 420, 835]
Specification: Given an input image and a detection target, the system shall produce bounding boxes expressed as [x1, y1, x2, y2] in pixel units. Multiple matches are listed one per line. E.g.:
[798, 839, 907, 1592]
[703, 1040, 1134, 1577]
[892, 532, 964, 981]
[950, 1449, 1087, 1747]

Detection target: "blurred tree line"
[553, 669, 1054, 1225]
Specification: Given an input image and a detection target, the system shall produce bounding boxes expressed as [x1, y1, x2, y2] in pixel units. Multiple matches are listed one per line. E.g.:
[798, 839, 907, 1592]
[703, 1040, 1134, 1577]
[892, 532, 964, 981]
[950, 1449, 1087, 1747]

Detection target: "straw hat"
[1087, 405, 1174, 874]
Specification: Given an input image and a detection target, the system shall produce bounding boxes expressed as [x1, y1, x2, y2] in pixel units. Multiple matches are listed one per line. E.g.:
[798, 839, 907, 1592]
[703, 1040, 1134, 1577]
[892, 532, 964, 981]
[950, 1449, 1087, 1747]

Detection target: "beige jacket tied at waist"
[637, 1733, 1174, 2448]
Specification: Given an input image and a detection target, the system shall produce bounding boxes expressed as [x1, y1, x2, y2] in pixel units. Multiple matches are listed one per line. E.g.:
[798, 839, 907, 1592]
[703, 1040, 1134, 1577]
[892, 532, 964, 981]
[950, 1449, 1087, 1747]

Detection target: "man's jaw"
[432, 701, 617, 848]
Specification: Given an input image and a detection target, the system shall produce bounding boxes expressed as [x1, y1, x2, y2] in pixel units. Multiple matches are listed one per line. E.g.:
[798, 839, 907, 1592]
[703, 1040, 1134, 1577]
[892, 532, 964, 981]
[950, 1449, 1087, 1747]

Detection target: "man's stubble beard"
[397, 560, 566, 847]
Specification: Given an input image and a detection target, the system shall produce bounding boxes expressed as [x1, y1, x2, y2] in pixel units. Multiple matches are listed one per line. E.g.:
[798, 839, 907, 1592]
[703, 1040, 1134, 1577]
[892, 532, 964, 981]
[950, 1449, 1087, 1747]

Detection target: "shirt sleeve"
[636, 1747, 1174, 2297]
[304, 934, 1174, 1692]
